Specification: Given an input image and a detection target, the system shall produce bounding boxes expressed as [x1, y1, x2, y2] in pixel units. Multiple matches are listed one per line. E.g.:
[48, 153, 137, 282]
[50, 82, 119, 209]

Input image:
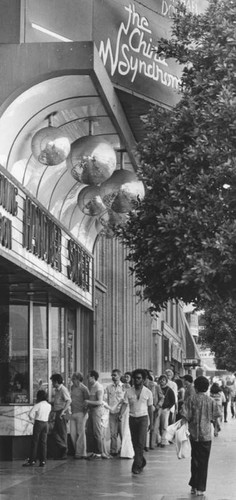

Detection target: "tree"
[199, 299, 236, 372]
[117, 0, 236, 310]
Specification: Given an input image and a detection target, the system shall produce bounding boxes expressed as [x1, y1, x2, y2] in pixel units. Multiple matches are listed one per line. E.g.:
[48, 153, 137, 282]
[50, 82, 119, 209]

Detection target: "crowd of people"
[22, 367, 236, 497]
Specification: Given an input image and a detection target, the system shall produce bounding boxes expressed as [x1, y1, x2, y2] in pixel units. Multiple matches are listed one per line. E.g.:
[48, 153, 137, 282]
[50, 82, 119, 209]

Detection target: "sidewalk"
[0, 416, 236, 500]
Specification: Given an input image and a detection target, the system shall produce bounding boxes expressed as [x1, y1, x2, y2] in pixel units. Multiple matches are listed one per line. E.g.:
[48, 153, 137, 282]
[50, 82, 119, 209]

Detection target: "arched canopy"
[0, 42, 137, 252]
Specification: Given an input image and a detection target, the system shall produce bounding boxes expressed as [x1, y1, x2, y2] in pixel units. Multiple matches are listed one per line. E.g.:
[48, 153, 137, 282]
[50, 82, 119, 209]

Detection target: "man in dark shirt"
[158, 374, 175, 447]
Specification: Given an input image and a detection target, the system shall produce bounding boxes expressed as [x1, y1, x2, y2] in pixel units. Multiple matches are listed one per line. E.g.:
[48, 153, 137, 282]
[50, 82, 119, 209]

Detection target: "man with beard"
[121, 369, 153, 474]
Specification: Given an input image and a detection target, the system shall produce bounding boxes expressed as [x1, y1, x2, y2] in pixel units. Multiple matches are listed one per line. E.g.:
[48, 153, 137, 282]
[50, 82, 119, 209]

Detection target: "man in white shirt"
[104, 369, 126, 456]
[122, 369, 153, 475]
[85, 370, 109, 458]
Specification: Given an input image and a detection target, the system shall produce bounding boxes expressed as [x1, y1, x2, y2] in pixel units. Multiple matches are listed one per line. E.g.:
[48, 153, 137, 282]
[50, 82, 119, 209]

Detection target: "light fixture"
[67, 119, 117, 185]
[77, 185, 106, 216]
[100, 150, 145, 213]
[31, 23, 73, 42]
[31, 113, 71, 166]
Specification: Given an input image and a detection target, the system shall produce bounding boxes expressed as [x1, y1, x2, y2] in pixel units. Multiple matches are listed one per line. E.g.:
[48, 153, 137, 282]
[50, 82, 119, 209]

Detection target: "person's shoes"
[160, 444, 165, 448]
[87, 453, 102, 460]
[132, 467, 141, 474]
[141, 457, 146, 469]
[149, 446, 155, 450]
[110, 452, 118, 456]
[191, 488, 197, 495]
[22, 459, 36, 467]
[144, 447, 149, 451]
[39, 462, 46, 467]
[196, 491, 205, 496]
[101, 453, 112, 459]
[214, 430, 218, 437]
[224, 420, 228, 422]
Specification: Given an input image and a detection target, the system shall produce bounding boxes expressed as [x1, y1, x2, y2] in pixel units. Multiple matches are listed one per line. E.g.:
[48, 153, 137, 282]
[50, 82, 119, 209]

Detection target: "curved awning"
[0, 42, 137, 253]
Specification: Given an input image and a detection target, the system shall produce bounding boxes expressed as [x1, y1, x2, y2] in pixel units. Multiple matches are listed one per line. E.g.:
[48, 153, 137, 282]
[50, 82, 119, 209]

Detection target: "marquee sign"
[0, 174, 18, 250]
[0, 168, 92, 305]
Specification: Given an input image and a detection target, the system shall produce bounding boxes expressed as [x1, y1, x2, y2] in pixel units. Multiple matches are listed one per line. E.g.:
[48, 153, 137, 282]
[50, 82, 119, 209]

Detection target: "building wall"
[94, 235, 153, 379]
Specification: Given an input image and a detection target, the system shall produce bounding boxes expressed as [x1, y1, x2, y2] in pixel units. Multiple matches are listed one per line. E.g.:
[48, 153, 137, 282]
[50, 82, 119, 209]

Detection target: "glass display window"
[0, 304, 29, 404]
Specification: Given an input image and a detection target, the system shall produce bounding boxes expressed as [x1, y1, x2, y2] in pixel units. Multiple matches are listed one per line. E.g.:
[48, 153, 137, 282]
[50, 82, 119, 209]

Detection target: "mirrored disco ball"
[31, 126, 71, 166]
[67, 135, 117, 185]
[100, 169, 145, 213]
[77, 185, 106, 216]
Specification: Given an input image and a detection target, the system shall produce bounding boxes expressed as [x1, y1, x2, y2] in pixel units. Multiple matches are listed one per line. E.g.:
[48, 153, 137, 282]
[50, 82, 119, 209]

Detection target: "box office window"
[0, 304, 29, 404]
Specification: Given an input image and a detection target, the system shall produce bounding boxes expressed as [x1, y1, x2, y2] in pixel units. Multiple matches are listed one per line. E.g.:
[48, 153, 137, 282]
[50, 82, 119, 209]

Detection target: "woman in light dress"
[119, 372, 134, 458]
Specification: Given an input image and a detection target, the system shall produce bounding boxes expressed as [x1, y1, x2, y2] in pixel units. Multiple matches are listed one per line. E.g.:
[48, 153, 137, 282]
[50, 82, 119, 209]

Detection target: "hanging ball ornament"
[77, 185, 107, 216]
[31, 126, 71, 166]
[100, 169, 145, 213]
[67, 135, 117, 186]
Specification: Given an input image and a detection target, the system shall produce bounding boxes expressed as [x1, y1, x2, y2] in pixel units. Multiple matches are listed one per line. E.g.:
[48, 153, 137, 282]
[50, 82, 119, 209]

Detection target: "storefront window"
[33, 305, 48, 402]
[0, 304, 29, 404]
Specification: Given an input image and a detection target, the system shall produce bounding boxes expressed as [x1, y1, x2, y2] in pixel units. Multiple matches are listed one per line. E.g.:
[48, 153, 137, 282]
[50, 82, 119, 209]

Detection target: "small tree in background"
[199, 300, 236, 372]
[117, 0, 236, 311]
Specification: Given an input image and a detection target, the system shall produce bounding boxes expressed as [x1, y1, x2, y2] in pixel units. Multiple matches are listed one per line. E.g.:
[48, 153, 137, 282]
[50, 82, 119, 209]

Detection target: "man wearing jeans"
[122, 369, 153, 474]
[50, 373, 71, 460]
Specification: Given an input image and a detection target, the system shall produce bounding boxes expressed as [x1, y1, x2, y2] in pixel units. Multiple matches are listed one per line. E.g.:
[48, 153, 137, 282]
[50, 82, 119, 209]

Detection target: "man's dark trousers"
[129, 415, 148, 472]
[52, 411, 68, 458]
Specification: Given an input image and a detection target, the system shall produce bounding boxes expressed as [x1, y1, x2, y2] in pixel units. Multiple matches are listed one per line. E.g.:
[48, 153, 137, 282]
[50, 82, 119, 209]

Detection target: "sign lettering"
[23, 197, 62, 272]
[0, 214, 12, 249]
[0, 174, 18, 216]
[99, 2, 181, 90]
[67, 239, 90, 292]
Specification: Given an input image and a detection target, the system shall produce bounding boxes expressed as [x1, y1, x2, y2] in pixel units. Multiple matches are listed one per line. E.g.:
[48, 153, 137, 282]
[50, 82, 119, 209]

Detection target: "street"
[0, 416, 235, 499]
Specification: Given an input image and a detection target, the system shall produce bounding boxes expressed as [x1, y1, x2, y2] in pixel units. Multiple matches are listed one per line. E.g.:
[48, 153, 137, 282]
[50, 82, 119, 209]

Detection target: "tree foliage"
[117, 0, 236, 310]
[200, 299, 236, 371]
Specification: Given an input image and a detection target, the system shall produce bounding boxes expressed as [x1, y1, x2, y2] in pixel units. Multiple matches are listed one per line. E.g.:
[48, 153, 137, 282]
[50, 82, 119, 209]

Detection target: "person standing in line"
[121, 368, 153, 474]
[210, 382, 225, 437]
[85, 370, 110, 459]
[104, 369, 126, 456]
[220, 379, 230, 422]
[182, 374, 195, 401]
[228, 380, 236, 417]
[181, 376, 221, 497]
[50, 373, 71, 460]
[165, 369, 178, 424]
[119, 372, 134, 459]
[70, 372, 90, 459]
[123, 371, 132, 388]
[23, 390, 52, 467]
[176, 378, 185, 421]
[158, 374, 176, 447]
[150, 379, 164, 449]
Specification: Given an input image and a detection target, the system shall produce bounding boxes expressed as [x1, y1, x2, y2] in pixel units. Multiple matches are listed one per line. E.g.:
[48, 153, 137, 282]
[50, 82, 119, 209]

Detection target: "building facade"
[0, 0, 203, 458]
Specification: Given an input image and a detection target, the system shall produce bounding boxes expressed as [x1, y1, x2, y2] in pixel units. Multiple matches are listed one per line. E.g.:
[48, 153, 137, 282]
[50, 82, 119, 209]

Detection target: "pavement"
[0, 416, 236, 500]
